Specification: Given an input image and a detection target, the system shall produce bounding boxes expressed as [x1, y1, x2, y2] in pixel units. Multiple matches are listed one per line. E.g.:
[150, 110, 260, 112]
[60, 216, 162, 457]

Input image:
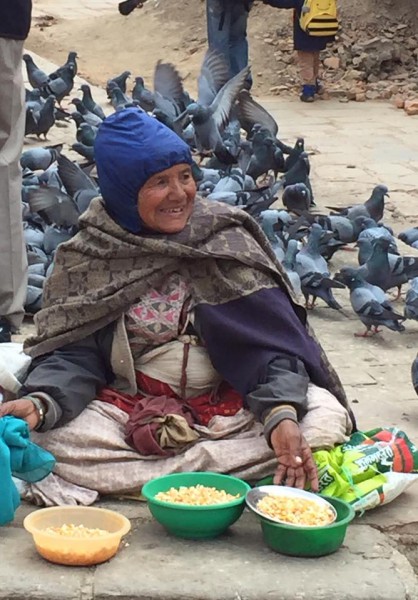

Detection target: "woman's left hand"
[270, 420, 319, 492]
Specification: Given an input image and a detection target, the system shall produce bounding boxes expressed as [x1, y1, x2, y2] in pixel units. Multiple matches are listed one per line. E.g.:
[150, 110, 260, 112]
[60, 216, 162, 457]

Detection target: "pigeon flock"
[21, 49, 418, 389]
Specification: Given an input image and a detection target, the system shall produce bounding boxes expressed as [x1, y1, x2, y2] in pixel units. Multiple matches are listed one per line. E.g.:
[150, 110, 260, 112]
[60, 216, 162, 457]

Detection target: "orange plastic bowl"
[23, 506, 131, 566]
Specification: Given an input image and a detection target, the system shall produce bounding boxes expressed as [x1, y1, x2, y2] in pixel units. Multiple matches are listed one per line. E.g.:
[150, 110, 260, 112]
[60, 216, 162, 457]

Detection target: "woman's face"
[137, 163, 196, 233]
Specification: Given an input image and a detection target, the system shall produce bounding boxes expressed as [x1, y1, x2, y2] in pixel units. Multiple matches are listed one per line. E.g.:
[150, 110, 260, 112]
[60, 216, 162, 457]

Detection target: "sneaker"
[300, 84, 316, 103]
[0, 318, 12, 343]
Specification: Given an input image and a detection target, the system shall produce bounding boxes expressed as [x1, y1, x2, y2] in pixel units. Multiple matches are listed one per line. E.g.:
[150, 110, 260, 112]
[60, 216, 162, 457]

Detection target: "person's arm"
[246, 353, 309, 444]
[0, 323, 115, 431]
[261, 0, 297, 9]
[194, 286, 328, 490]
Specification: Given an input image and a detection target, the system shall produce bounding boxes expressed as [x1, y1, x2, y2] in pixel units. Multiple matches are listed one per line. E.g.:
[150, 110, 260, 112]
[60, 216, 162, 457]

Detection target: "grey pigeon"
[236, 89, 278, 138]
[246, 129, 284, 180]
[186, 50, 250, 156]
[404, 278, 418, 321]
[79, 84, 106, 120]
[106, 71, 131, 97]
[23, 54, 49, 89]
[41, 65, 75, 104]
[411, 354, 418, 395]
[284, 138, 305, 172]
[282, 182, 311, 213]
[132, 76, 156, 112]
[49, 51, 78, 80]
[259, 210, 286, 262]
[76, 122, 98, 147]
[281, 152, 314, 205]
[28, 187, 80, 227]
[20, 145, 62, 171]
[294, 223, 345, 309]
[398, 227, 418, 249]
[71, 98, 103, 127]
[25, 95, 56, 139]
[71, 142, 95, 163]
[362, 237, 418, 297]
[282, 239, 302, 298]
[334, 267, 405, 337]
[327, 184, 389, 222]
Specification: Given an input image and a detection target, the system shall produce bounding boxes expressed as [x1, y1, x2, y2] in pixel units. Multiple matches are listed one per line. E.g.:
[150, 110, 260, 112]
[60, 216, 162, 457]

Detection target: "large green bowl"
[142, 472, 251, 539]
[260, 495, 355, 557]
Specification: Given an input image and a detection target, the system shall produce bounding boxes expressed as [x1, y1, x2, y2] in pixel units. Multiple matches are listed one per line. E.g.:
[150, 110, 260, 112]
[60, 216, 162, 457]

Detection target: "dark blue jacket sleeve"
[19, 323, 115, 430]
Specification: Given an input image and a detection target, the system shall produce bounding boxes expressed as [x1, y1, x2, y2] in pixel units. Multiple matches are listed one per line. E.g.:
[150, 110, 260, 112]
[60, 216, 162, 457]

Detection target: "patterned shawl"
[24, 196, 347, 411]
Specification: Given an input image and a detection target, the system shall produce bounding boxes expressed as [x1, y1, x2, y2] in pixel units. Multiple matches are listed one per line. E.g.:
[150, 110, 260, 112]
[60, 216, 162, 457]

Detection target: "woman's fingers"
[302, 442, 319, 492]
[274, 463, 287, 485]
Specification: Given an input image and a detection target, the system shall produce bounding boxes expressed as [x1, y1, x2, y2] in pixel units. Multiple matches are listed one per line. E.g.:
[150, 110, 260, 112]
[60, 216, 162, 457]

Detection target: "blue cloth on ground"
[94, 108, 193, 234]
[0, 416, 55, 526]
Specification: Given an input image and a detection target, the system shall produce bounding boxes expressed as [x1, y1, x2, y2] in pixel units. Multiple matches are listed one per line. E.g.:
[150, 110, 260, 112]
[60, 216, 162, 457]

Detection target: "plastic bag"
[314, 427, 418, 512]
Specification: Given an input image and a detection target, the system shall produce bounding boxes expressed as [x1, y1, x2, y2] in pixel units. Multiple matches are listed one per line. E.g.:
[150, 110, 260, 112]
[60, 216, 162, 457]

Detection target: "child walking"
[263, 0, 337, 102]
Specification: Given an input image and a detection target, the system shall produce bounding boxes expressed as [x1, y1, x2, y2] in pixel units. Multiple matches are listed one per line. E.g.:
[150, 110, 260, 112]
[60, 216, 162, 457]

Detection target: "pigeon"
[41, 65, 75, 104]
[334, 267, 405, 337]
[20, 145, 62, 171]
[25, 95, 56, 139]
[294, 223, 345, 309]
[236, 89, 278, 138]
[411, 354, 418, 395]
[71, 98, 103, 127]
[76, 122, 98, 147]
[49, 52, 78, 80]
[404, 278, 418, 321]
[282, 239, 302, 297]
[28, 187, 80, 228]
[281, 152, 314, 205]
[398, 227, 418, 249]
[246, 129, 284, 180]
[106, 71, 131, 97]
[282, 182, 311, 213]
[284, 137, 305, 172]
[362, 237, 418, 297]
[71, 142, 95, 163]
[327, 184, 389, 222]
[79, 84, 106, 120]
[132, 76, 156, 112]
[186, 50, 250, 156]
[56, 154, 99, 210]
[22, 54, 49, 89]
[259, 210, 286, 262]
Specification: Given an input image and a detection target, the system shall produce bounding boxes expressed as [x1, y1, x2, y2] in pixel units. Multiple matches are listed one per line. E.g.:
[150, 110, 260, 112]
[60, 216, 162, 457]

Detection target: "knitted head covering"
[94, 108, 193, 233]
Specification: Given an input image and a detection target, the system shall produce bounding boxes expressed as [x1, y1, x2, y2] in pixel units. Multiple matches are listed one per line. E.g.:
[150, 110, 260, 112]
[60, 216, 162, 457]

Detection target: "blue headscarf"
[94, 108, 193, 233]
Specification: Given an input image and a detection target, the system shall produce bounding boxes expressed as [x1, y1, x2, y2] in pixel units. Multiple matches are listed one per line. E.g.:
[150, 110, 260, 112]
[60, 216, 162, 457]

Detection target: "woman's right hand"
[0, 398, 41, 430]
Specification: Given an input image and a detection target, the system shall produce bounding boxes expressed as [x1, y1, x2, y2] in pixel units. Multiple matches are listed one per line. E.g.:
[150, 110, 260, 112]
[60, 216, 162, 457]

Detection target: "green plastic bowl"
[260, 495, 355, 557]
[142, 472, 251, 539]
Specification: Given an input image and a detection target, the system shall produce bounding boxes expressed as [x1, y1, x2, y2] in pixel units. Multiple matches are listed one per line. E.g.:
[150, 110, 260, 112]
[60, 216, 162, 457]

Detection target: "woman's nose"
[168, 178, 187, 200]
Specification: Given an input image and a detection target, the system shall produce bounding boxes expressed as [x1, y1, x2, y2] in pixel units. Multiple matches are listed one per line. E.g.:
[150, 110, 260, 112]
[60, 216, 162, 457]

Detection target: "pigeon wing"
[197, 49, 229, 106]
[236, 90, 278, 137]
[57, 155, 97, 197]
[210, 66, 250, 134]
[28, 187, 80, 227]
[154, 61, 184, 104]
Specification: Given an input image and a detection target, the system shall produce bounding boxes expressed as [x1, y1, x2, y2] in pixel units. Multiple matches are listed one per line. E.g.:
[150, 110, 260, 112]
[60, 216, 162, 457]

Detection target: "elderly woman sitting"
[0, 109, 354, 505]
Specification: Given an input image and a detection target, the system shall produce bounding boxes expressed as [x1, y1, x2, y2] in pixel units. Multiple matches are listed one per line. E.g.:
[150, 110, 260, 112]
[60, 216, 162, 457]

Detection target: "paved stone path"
[3, 56, 418, 599]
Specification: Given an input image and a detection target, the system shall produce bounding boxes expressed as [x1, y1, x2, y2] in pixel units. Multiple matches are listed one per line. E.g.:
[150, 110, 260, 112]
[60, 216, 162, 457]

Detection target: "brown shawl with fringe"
[24, 196, 347, 407]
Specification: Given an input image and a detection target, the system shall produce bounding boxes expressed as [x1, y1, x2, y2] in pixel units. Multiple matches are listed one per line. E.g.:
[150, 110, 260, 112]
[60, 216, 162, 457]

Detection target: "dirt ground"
[26, 0, 417, 97]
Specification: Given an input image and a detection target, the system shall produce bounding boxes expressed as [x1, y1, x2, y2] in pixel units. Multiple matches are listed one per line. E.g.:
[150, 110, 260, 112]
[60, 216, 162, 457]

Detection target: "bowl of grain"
[141, 472, 251, 539]
[23, 506, 131, 566]
[246, 486, 355, 557]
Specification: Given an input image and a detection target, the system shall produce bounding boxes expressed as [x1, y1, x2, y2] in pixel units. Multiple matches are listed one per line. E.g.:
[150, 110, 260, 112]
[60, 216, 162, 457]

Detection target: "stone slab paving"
[3, 55, 418, 599]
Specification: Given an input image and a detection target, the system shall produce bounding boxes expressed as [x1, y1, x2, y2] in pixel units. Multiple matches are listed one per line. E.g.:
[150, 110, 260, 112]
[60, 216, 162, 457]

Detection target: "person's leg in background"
[229, 1, 252, 88]
[312, 51, 323, 94]
[297, 50, 316, 102]
[206, 0, 232, 74]
[0, 39, 28, 341]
